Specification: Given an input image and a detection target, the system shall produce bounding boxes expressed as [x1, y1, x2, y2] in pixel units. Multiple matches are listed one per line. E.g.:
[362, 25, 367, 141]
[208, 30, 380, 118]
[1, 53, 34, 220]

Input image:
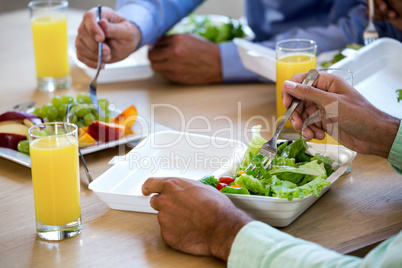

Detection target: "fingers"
[142, 177, 165, 196]
[150, 194, 161, 211]
[282, 80, 330, 106]
[83, 8, 105, 42]
[148, 46, 170, 63]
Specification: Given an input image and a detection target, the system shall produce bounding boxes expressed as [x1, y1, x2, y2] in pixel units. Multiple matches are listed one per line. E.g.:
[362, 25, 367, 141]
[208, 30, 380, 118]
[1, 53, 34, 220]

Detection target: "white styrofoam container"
[89, 131, 356, 227]
[332, 38, 402, 119]
[234, 38, 277, 81]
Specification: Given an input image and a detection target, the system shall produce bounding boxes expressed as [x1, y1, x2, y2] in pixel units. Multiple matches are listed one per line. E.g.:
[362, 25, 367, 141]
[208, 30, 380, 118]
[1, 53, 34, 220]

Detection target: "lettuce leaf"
[280, 136, 308, 159]
[240, 125, 267, 169]
[270, 160, 326, 177]
[235, 174, 271, 196]
[271, 174, 330, 200]
[311, 153, 335, 176]
[199, 175, 219, 188]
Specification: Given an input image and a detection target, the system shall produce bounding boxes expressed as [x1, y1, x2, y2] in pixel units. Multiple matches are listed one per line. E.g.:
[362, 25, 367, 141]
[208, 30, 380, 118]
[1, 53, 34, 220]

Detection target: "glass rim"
[28, 122, 77, 139]
[276, 39, 317, 51]
[28, 0, 68, 10]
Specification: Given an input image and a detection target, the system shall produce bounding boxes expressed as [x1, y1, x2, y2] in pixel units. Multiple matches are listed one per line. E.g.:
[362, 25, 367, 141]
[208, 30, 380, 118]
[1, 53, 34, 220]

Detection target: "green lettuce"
[199, 175, 219, 188]
[271, 174, 330, 200]
[240, 125, 267, 170]
[235, 174, 271, 196]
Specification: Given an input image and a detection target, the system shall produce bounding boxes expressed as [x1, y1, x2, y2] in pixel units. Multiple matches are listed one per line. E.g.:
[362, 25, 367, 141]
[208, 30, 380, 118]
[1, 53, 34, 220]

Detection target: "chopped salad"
[199, 125, 336, 201]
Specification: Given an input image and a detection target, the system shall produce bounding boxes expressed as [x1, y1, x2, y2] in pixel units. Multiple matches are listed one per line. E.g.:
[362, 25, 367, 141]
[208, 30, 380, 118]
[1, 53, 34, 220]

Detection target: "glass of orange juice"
[276, 39, 317, 137]
[28, 1, 71, 92]
[29, 122, 81, 240]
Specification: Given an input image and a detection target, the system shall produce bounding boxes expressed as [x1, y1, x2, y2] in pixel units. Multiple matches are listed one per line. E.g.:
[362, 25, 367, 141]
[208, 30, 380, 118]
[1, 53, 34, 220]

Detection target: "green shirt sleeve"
[388, 120, 402, 174]
[228, 221, 402, 267]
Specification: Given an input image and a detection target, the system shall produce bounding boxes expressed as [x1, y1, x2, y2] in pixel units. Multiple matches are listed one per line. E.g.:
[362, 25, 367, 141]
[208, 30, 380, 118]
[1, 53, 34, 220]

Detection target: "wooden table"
[1, 9, 401, 267]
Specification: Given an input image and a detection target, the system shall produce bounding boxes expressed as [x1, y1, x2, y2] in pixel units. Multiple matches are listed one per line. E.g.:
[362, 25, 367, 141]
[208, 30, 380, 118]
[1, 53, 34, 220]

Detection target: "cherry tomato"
[216, 182, 228, 191]
[219, 176, 235, 184]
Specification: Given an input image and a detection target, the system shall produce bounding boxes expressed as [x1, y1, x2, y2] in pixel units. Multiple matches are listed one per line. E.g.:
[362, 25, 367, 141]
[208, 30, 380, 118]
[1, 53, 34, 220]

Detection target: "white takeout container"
[332, 38, 402, 119]
[89, 131, 356, 227]
[234, 38, 277, 81]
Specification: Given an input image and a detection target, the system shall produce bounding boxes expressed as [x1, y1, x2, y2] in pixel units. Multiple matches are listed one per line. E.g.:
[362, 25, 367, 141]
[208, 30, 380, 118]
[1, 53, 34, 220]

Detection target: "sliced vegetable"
[217, 182, 228, 191]
[218, 176, 235, 184]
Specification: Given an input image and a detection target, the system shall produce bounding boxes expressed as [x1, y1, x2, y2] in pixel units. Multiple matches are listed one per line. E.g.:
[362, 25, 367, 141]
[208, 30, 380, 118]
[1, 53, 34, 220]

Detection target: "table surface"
[1, 9, 402, 268]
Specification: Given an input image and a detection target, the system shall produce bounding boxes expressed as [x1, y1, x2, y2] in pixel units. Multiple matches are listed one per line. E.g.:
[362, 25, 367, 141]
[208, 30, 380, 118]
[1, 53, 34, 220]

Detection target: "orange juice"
[31, 15, 69, 78]
[276, 54, 317, 128]
[30, 136, 80, 226]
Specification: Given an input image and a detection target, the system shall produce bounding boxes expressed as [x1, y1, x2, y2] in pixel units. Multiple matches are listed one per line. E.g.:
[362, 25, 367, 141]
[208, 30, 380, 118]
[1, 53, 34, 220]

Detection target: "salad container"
[89, 131, 356, 227]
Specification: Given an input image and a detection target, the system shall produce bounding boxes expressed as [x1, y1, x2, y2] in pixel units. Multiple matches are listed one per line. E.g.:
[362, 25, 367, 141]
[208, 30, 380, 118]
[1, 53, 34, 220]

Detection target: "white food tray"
[89, 131, 356, 227]
[332, 38, 402, 119]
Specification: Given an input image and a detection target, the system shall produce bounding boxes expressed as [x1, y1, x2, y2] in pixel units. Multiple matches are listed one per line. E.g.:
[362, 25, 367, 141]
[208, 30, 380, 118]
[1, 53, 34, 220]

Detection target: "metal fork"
[89, 4, 105, 118]
[66, 100, 94, 184]
[363, 0, 379, 45]
[249, 69, 319, 170]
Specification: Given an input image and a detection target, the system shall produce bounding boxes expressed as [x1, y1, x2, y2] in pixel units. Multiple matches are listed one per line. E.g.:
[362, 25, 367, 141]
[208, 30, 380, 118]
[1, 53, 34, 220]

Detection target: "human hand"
[148, 34, 222, 85]
[374, 0, 402, 30]
[75, 6, 141, 68]
[282, 72, 400, 158]
[142, 177, 252, 261]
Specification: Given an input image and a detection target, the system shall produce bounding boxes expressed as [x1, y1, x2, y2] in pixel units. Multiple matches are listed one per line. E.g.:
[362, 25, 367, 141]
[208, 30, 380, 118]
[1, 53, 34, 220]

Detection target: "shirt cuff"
[115, 3, 159, 47]
[219, 42, 265, 83]
[388, 120, 402, 174]
[227, 221, 293, 267]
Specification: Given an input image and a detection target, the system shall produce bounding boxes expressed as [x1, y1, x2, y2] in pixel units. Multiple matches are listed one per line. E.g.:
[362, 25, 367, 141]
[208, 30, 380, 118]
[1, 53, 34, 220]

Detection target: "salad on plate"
[200, 125, 335, 201]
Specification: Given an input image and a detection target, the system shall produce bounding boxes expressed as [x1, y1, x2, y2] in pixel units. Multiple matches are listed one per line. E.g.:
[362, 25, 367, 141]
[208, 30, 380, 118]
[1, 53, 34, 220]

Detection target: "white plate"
[332, 38, 402, 119]
[0, 116, 171, 168]
[89, 131, 356, 227]
[68, 35, 153, 84]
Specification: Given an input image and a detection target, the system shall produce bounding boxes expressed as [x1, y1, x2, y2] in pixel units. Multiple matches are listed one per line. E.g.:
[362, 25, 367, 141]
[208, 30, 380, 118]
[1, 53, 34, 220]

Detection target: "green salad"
[199, 125, 335, 201]
[397, 89, 402, 102]
[167, 14, 246, 43]
[320, 43, 363, 68]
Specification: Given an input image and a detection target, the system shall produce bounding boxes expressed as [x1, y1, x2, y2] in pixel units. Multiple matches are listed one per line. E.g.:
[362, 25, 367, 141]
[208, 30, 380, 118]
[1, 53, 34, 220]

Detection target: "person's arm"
[115, 0, 204, 48]
[228, 221, 402, 268]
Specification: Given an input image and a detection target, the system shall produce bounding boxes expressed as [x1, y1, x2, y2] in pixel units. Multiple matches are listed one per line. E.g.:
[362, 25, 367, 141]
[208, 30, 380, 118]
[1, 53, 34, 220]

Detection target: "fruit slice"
[0, 111, 43, 125]
[109, 105, 138, 128]
[0, 133, 27, 150]
[87, 121, 125, 142]
[0, 122, 30, 136]
[78, 128, 96, 147]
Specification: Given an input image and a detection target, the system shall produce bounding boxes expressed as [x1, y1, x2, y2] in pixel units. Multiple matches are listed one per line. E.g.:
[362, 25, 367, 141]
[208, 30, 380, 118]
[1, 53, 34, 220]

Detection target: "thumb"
[282, 80, 334, 107]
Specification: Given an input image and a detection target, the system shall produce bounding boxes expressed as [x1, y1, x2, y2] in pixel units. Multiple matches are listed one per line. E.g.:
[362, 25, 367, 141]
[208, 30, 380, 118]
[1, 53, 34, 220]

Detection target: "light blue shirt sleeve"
[228, 221, 402, 267]
[115, 0, 204, 47]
